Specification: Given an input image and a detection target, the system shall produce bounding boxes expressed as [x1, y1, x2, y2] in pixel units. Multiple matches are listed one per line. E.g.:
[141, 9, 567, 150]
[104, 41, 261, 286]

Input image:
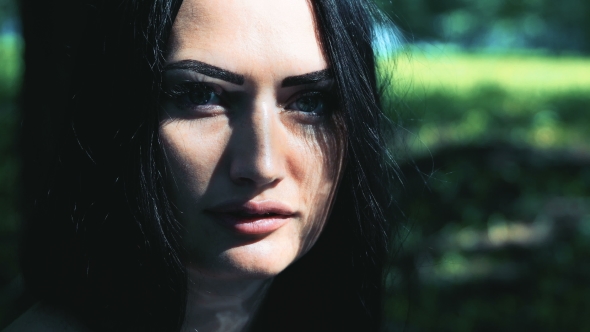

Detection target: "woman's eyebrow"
[163, 60, 245, 85]
[281, 69, 333, 87]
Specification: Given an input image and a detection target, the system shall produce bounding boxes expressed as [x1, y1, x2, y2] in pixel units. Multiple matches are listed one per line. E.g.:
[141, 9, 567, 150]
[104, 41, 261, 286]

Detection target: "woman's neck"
[181, 268, 271, 332]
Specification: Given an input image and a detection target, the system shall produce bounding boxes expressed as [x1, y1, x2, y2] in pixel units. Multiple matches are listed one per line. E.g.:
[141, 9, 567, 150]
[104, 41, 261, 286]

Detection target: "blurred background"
[0, 0, 23, 327]
[0, 0, 589, 330]
[374, 0, 590, 331]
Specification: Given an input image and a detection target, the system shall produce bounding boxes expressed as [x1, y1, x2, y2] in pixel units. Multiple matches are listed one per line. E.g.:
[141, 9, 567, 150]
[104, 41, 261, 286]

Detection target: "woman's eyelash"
[163, 83, 336, 117]
[164, 82, 205, 99]
[163, 82, 223, 110]
[286, 90, 336, 116]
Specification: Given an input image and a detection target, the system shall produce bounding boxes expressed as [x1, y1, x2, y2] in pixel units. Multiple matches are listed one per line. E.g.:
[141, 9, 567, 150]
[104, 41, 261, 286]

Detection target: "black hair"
[19, 0, 402, 331]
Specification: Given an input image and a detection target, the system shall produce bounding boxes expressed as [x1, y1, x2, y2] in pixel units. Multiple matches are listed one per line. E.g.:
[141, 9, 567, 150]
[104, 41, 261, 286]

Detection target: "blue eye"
[166, 82, 222, 108]
[287, 92, 329, 116]
[187, 84, 217, 105]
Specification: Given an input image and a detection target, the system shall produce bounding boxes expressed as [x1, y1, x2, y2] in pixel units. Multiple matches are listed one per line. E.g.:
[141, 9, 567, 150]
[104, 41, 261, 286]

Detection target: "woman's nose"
[228, 101, 286, 188]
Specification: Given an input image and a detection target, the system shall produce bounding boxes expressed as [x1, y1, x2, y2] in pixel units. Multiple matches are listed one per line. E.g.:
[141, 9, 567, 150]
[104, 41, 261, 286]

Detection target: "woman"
[10, 0, 401, 331]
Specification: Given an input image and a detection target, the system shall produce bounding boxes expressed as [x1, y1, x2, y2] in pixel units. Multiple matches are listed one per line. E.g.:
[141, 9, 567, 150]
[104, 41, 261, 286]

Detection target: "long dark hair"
[19, 0, 401, 330]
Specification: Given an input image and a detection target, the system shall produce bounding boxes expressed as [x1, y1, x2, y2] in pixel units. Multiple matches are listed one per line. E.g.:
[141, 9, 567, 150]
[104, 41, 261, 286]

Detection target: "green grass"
[0, 34, 23, 101]
[382, 51, 590, 96]
[379, 51, 590, 155]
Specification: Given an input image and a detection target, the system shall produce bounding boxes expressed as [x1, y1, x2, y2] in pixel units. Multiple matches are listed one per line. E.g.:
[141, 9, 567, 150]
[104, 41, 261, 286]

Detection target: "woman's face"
[160, 0, 341, 279]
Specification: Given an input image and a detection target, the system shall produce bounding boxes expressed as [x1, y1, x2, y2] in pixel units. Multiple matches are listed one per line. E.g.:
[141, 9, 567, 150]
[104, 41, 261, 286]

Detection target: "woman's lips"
[204, 200, 296, 235]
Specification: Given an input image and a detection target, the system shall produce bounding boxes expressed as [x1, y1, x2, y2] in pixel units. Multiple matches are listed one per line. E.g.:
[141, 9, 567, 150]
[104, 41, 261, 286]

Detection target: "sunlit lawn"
[382, 51, 590, 95]
[379, 51, 590, 155]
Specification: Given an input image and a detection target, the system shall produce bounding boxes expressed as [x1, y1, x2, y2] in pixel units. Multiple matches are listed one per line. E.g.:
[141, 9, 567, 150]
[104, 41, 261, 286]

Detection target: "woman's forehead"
[167, 0, 327, 82]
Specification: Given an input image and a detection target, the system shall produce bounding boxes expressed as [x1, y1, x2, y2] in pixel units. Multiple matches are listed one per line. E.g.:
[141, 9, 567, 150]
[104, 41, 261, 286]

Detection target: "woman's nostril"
[230, 158, 283, 187]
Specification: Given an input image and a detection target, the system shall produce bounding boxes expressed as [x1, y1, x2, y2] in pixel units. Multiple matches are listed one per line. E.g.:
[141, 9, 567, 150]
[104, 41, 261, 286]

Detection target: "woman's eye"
[287, 92, 328, 116]
[187, 84, 217, 105]
[166, 82, 222, 109]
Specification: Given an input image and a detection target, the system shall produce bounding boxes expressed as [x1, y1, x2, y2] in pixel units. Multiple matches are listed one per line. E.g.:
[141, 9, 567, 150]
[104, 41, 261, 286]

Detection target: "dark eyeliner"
[163, 81, 198, 99]
[162, 81, 223, 113]
[288, 89, 336, 116]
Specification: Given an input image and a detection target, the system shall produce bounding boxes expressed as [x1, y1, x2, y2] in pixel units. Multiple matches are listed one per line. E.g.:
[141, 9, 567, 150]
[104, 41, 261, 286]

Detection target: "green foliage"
[0, 34, 22, 101]
[381, 51, 590, 154]
[0, 0, 18, 29]
[374, 0, 590, 53]
[382, 52, 590, 330]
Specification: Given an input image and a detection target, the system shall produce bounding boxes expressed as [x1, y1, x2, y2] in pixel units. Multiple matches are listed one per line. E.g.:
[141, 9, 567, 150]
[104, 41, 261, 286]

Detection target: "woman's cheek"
[160, 118, 230, 195]
[288, 138, 339, 256]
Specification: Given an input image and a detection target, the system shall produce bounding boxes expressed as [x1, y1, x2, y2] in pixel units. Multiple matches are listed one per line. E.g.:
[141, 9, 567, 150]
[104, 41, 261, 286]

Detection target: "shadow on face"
[158, 0, 346, 280]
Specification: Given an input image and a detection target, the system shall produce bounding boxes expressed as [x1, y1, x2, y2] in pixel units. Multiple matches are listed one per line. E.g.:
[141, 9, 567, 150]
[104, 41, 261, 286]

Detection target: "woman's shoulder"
[3, 301, 91, 332]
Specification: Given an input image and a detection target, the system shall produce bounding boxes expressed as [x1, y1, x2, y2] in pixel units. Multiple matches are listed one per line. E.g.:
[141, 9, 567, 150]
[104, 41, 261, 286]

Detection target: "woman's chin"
[192, 239, 299, 280]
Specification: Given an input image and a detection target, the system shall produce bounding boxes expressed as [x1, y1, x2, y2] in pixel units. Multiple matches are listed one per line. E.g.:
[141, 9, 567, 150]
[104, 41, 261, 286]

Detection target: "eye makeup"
[164, 59, 333, 89]
[161, 60, 337, 120]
